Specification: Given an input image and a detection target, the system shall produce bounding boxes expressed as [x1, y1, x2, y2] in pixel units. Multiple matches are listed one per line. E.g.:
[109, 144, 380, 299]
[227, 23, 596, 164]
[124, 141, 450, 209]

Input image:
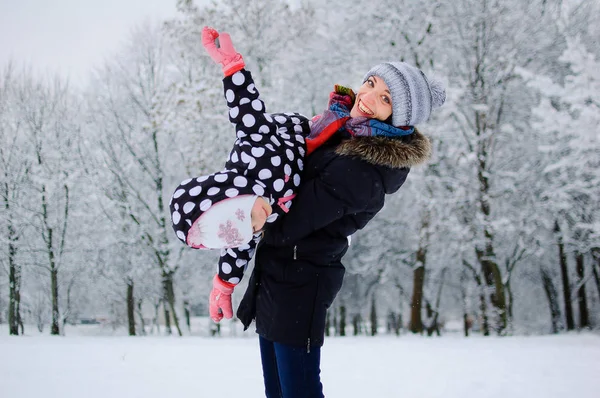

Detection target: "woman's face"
[251, 197, 272, 233]
[350, 76, 393, 121]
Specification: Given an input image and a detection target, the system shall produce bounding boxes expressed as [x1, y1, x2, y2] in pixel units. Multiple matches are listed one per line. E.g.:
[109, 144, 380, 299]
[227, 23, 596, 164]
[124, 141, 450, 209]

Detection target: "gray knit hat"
[363, 62, 446, 126]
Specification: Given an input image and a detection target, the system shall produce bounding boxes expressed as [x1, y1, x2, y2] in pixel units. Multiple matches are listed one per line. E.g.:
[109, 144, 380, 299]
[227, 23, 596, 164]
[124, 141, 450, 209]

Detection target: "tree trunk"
[505, 279, 514, 333]
[8, 262, 19, 335]
[479, 286, 489, 336]
[332, 307, 338, 336]
[325, 310, 331, 337]
[575, 253, 589, 329]
[427, 268, 447, 337]
[127, 280, 136, 336]
[152, 127, 182, 336]
[555, 221, 574, 330]
[40, 183, 60, 336]
[409, 261, 425, 333]
[136, 299, 146, 336]
[410, 213, 429, 334]
[48, 226, 59, 335]
[50, 263, 59, 335]
[8, 236, 20, 336]
[540, 266, 562, 333]
[339, 305, 346, 337]
[463, 313, 471, 337]
[162, 272, 182, 336]
[387, 312, 401, 335]
[152, 300, 160, 335]
[210, 322, 221, 337]
[460, 270, 470, 337]
[18, 309, 24, 335]
[425, 302, 434, 336]
[463, 260, 489, 335]
[370, 294, 378, 336]
[592, 255, 600, 303]
[352, 314, 362, 336]
[476, 243, 506, 334]
[62, 278, 76, 331]
[183, 300, 191, 333]
[6, 182, 21, 336]
[163, 302, 172, 335]
[474, 72, 506, 334]
[396, 313, 403, 336]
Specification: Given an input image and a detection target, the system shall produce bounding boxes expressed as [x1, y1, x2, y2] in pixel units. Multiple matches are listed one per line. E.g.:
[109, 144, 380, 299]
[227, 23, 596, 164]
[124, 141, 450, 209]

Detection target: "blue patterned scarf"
[308, 85, 414, 140]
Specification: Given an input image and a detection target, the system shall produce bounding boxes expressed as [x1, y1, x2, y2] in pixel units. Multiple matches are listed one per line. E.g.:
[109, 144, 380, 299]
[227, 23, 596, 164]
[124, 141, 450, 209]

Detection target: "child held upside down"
[169, 26, 445, 323]
[170, 27, 311, 322]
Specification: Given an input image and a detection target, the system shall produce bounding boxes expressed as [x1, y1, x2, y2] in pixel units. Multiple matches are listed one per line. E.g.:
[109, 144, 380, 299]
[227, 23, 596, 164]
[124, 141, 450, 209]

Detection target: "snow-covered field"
[2, 328, 599, 398]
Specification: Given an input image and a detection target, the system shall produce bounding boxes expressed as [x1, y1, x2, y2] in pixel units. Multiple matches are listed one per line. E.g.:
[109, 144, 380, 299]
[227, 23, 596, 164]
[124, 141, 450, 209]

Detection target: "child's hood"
[170, 169, 271, 247]
[171, 115, 308, 249]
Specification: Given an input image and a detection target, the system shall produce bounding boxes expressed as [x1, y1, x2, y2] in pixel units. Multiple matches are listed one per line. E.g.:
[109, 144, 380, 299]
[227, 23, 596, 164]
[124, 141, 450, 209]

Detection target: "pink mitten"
[209, 274, 235, 322]
[201, 26, 245, 76]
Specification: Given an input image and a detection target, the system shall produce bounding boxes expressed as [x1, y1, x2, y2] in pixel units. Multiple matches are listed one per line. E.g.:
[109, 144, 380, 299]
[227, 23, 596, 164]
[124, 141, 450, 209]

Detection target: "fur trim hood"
[335, 128, 431, 169]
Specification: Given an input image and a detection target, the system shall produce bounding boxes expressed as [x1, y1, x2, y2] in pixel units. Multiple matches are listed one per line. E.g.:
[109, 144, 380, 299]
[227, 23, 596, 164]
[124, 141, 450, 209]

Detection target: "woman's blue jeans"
[259, 336, 324, 398]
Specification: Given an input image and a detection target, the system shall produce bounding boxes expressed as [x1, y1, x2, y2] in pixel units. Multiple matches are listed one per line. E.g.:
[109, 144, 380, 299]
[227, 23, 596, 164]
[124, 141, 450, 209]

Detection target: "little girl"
[170, 27, 311, 321]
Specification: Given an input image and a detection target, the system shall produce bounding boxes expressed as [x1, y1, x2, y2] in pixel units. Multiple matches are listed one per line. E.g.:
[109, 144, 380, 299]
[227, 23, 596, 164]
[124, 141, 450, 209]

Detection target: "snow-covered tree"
[0, 64, 27, 335]
[526, 35, 600, 329]
[86, 22, 190, 335]
[10, 68, 82, 335]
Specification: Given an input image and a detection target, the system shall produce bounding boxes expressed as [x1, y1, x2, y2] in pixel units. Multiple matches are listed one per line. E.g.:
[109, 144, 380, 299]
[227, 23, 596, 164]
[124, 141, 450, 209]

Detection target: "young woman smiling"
[235, 61, 446, 397]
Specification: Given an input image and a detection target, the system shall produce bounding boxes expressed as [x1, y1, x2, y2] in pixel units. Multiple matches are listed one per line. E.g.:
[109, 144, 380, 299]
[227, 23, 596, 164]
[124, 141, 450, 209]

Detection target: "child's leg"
[223, 69, 277, 138]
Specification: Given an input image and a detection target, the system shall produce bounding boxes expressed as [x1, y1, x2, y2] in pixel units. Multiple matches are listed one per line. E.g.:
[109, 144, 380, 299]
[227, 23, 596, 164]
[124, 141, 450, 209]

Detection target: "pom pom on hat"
[428, 78, 446, 109]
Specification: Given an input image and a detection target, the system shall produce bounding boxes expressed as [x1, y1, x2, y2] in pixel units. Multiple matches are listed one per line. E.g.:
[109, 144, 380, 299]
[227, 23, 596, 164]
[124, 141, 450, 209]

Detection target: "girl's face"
[350, 76, 393, 121]
[251, 197, 272, 233]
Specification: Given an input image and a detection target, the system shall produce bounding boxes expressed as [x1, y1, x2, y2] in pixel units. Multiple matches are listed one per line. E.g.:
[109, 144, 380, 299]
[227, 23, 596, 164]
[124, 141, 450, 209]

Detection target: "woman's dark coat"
[237, 129, 431, 350]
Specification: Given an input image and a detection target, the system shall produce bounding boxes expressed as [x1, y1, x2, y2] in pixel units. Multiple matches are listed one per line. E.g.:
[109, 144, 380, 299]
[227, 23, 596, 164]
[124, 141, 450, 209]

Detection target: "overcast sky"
[0, 0, 191, 87]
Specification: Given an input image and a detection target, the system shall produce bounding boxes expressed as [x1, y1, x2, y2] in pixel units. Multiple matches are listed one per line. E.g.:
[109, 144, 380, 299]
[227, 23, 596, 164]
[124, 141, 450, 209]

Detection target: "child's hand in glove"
[209, 274, 235, 322]
[201, 26, 246, 77]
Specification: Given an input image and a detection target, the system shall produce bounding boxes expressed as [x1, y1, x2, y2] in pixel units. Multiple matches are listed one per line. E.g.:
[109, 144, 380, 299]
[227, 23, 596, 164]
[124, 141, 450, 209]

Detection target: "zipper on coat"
[293, 245, 297, 260]
[307, 338, 311, 354]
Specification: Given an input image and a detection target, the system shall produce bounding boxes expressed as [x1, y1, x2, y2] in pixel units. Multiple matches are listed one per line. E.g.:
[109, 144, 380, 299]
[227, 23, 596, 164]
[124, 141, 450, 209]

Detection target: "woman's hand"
[201, 26, 246, 77]
[209, 274, 235, 322]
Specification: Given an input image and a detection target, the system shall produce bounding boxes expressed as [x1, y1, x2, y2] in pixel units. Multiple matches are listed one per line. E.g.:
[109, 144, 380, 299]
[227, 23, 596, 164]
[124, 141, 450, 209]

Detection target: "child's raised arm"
[202, 27, 277, 140]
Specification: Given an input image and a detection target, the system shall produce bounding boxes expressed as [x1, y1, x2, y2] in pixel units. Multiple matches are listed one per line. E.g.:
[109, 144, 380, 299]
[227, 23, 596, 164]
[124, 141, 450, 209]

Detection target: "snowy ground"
[2, 326, 599, 398]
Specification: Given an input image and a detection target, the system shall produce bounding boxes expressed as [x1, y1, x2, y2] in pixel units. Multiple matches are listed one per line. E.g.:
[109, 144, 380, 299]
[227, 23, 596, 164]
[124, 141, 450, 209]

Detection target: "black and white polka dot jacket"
[170, 69, 310, 284]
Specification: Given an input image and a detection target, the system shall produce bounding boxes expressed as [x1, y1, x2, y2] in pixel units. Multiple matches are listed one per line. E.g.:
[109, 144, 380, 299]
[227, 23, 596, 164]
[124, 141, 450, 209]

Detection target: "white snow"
[2, 328, 599, 398]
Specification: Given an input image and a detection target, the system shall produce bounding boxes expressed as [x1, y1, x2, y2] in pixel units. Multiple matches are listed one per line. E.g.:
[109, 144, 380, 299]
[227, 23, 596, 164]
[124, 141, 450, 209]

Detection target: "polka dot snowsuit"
[170, 69, 310, 284]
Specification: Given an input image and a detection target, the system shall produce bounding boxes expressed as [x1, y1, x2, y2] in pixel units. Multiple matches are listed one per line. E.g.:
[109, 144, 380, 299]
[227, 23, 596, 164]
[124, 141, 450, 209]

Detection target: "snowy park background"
[1, 0, 600, 396]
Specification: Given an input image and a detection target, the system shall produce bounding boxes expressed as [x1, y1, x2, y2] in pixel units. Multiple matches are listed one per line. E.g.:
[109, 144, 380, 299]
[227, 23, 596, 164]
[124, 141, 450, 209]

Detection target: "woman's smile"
[350, 76, 393, 121]
[357, 99, 375, 116]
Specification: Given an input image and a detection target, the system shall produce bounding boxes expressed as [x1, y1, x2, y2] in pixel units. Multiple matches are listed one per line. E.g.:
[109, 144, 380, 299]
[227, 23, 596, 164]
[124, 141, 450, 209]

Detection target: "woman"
[204, 28, 445, 398]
